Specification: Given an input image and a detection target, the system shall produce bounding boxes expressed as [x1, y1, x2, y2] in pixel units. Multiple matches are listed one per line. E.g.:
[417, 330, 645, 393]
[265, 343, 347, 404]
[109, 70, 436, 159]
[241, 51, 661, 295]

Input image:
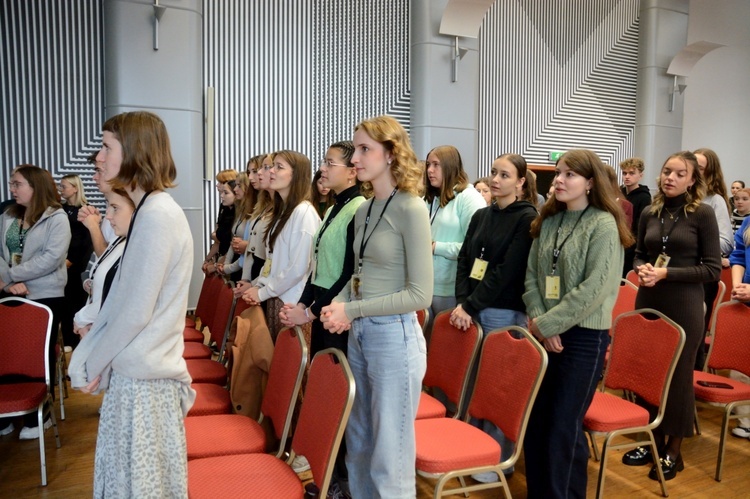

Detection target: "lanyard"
[120, 191, 153, 265]
[17, 219, 28, 250]
[659, 212, 681, 254]
[551, 205, 590, 275]
[428, 198, 440, 225]
[89, 237, 125, 282]
[314, 193, 357, 259]
[357, 188, 397, 272]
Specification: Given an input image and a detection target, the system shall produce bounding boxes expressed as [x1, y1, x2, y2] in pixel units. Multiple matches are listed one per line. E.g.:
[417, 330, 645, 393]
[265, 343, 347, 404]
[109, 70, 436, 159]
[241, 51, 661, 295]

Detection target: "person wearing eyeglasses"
[241, 150, 321, 341]
[0, 165, 71, 440]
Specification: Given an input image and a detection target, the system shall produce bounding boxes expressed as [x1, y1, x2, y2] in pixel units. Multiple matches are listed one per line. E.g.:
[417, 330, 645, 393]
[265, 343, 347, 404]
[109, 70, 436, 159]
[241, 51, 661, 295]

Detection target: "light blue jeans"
[346, 312, 427, 499]
[474, 308, 528, 475]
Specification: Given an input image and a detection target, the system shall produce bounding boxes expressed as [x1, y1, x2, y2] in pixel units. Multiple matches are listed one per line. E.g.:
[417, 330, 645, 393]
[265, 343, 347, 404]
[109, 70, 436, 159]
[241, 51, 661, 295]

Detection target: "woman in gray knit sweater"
[523, 149, 634, 498]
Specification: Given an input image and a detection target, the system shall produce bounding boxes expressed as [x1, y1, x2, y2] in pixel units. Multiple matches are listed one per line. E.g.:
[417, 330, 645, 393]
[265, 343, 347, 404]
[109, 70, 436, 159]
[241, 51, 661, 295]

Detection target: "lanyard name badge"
[469, 211, 492, 280]
[546, 206, 589, 300]
[656, 209, 680, 268]
[85, 237, 125, 302]
[12, 220, 27, 266]
[352, 188, 397, 300]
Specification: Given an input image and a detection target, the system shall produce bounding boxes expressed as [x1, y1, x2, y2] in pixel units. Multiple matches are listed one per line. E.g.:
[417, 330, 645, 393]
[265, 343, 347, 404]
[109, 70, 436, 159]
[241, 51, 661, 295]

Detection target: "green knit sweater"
[523, 207, 624, 338]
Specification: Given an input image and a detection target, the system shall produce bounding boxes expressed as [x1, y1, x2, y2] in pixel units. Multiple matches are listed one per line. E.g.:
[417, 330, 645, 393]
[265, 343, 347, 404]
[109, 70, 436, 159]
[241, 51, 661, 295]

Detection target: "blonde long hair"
[61, 174, 87, 206]
[354, 116, 421, 197]
[649, 151, 706, 216]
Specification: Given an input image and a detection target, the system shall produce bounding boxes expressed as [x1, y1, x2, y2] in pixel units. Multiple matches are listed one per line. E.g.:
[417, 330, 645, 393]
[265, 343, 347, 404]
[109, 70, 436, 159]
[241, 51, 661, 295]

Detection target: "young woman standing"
[452, 153, 537, 483]
[68, 111, 194, 497]
[623, 151, 721, 481]
[523, 149, 634, 498]
[321, 116, 432, 498]
[241, 150, 320, 341]
[732, 187, 750, 233]
[423, 145, 485, 335]
[217, 172, 257, 282]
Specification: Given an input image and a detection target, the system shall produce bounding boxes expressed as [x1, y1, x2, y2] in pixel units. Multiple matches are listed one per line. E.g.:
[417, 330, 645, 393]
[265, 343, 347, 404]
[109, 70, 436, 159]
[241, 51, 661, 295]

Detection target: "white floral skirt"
[94, 371, 188, 498]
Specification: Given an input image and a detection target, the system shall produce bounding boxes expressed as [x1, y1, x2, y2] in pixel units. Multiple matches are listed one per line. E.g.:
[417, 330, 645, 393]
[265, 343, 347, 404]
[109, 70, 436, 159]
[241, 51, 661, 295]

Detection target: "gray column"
[634, 0, 689, 187]
[410, 0, 480, 177]
[103, 0, 204, 306]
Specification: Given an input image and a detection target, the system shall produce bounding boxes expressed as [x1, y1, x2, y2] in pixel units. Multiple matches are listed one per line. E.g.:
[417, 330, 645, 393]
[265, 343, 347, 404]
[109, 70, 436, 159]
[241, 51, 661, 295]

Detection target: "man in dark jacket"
[620, 157, 651, 277]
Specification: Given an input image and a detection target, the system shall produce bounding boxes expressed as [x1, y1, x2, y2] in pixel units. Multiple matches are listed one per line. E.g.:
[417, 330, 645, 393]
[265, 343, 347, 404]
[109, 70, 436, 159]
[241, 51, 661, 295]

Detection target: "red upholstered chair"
[183, 275, 223, 342]
[187, 348, 355, 499]
[703, 280, 726, 353]
[625, 269, 640, 288]
[186, 281, 236, 384]
[584, 309, 685, 499]
[612, 279, 638, 323]
[185, 327, 307, 460]
[0, 297, 61, 486]
[188, 383, 233, 417]
[693, 300, 750, 481]
[416, 310, 482, 420]
[414, 326, 547, 498]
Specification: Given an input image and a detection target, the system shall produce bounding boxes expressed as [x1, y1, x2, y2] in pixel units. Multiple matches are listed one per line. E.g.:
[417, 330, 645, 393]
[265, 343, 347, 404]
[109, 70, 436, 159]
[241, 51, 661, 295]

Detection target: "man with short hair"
[620, 157, 651, 277]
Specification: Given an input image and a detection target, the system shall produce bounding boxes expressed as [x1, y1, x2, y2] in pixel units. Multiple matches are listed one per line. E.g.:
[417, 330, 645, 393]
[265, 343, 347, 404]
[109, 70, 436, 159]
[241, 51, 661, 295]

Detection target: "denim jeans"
[524, 326, 609, 499]
[472, 308, 528, 475]
[346, 312, 427, 499]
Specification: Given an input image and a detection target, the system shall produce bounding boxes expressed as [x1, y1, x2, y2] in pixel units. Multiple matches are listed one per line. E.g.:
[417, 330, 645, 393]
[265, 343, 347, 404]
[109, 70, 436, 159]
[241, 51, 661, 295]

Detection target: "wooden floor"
[2, 366, 750, 498]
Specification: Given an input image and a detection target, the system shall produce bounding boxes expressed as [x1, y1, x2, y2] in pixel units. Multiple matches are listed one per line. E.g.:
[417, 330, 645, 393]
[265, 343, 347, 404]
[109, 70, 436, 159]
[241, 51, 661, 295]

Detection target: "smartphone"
[697, 380, 734, 389]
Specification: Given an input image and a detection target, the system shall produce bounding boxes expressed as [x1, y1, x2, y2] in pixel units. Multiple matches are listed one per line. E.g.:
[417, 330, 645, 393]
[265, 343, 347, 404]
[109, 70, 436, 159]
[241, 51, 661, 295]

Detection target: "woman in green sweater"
[523, 149, 634, 498]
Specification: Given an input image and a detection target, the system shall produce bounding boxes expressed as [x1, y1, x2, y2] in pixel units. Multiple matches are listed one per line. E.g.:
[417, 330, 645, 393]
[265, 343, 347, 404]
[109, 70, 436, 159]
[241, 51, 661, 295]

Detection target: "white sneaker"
[292, 454, 310, 473]
[18, 419, 53, 440]
[731, 426, 750, 439]
[0, 423, 14, 436]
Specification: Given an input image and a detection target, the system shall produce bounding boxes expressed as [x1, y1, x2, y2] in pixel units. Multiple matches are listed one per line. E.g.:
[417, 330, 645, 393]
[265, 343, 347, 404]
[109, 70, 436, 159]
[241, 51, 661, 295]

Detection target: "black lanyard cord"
[551, 205, 590, 274]
[357, 188, 397, 271]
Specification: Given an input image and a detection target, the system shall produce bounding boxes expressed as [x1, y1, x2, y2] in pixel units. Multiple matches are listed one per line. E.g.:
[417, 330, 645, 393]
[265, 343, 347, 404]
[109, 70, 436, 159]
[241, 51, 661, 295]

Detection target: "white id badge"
[351, 273, 363, 300]
[470, 258, 488, 280]
[545, 275, 561, 300]
[655, 253, 671, 268]
[11, 253, 21, 267]
[261, 258, 272, 277]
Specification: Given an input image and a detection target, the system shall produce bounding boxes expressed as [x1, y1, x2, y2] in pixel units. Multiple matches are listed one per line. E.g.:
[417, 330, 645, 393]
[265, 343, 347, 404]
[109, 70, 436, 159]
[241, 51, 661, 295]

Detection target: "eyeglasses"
[320, 160, 350, 168]
[8, 181, 28, 189]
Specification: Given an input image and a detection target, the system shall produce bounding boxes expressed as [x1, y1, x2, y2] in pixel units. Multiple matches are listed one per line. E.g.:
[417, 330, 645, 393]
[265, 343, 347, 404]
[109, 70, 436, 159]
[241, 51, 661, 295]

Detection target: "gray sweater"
[69, 192, 195, 415]
[0, 207, 71, 299]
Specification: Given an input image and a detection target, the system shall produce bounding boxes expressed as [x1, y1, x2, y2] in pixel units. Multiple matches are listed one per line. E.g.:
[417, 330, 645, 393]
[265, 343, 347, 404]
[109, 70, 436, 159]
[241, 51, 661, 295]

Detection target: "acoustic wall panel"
[0, 0, 104, 204]
[477, 0, 638, 173]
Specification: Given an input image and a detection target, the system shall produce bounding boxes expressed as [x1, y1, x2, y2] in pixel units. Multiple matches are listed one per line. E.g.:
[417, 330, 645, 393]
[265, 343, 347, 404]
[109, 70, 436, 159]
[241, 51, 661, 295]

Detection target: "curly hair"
[619, 157, 645, 173]
[354, 116, 421, 197]
[694, 148, 731, 215]
[530, 149, 634, 247]
[649, 151, 707, 216]
[423, 145, 470, 207]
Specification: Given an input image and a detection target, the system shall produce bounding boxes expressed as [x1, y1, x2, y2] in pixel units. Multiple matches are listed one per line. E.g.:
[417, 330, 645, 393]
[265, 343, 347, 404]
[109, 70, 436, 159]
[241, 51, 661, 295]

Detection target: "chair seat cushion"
[188, 383, 232, 417]
[184, 327, 205, 343]
[186, 414, 266, 460]
[694, 372, 750, 404]
[416, 392, 447, 420]
[0, 382, 48, 413]
[583, 392, 650, 433]
[188, 453, 304, 499]
[185, 317, 196, 328]
[186, 359, 227, 385]
[415, 417, 500, 474]
[183, 342, 212, 360]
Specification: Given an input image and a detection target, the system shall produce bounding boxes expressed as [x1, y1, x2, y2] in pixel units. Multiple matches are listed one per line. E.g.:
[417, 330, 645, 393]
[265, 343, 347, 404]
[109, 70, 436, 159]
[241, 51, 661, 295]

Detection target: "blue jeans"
[473, 308, 528, 474]
[346, 312, 427, 499]
[524, 326, 609, 499]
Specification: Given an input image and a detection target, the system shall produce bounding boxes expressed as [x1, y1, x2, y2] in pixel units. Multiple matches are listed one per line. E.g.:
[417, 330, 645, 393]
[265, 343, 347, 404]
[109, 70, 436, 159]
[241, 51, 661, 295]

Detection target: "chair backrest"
[193, 275, 222, 330]
[719, 267, 733, 303]
[704, 300, 750, 376]
[217, 287, 253, 363]
[422, 310, 482, 411]
[466, 327, 547, 467]
[260, 326, 308, 449]
[416, 308, 428, 332]
[291, 348, 355, 496]
[208, 280, 236, 347]
[603, 309, 685, 410]
[0, 298, 53, 383]
[612, 279, 638, 324]
[625, 270, 640, 288]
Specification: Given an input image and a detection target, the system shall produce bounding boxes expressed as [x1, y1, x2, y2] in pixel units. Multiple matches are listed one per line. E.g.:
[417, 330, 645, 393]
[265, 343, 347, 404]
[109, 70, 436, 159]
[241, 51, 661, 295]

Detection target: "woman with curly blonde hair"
[321, 115, 432, 498]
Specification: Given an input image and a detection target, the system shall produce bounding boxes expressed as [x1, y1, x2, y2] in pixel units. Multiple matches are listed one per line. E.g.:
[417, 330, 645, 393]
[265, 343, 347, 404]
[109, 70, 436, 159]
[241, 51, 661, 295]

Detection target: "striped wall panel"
[203, 0, 411, 246]
[477, 0, 639, 174]
[0, 0, 104, 205]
